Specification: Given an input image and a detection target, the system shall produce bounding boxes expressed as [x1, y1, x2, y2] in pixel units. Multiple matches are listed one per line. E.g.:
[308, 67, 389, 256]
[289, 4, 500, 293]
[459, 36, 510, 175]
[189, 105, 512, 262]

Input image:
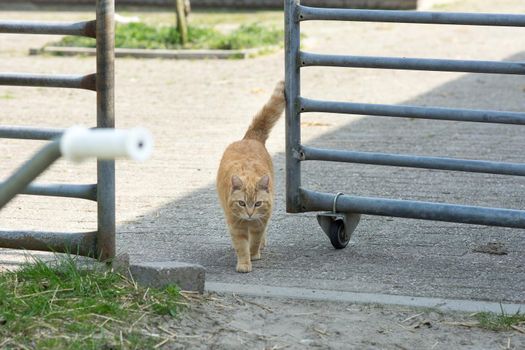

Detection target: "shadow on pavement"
[118, 51, 525, 303]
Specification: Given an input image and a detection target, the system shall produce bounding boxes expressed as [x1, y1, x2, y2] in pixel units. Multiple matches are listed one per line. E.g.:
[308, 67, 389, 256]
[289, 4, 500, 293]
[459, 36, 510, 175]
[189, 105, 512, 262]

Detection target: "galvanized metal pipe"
[96, 0, 116, 261]
[16, 183, 97, 201]
[301, 146, 525, 177]
[0, 140, 61, 209]
[0, 20, 96, 38]
[300, 189, 525, 229]
[298, 6, 525, 27]
[0, 126, 65, 140]
[285, 0, 302, 213]
[288, 1, 525, 233]
[300, 98, 525, 125]
[0, 73, 96, 91]
[300, 52, 525, 75]
[0, 230, 97, 257]
[0, 2, 115, 260]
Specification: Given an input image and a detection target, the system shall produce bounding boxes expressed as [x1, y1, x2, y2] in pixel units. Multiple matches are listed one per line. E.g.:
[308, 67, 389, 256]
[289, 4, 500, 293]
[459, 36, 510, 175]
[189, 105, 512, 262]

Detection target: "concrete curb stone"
[29, 46, 274, 60]
[129, 261, 206, 293]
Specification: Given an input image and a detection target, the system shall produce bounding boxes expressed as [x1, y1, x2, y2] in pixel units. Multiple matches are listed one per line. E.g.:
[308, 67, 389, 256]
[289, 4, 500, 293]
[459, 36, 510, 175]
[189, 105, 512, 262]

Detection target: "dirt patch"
[472, 242, 508, 256]
[156, 292, 523, 349]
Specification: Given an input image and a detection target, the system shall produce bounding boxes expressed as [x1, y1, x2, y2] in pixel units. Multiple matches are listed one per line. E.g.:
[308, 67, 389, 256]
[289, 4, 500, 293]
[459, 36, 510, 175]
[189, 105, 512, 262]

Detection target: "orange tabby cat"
[217, 81, 285, 273]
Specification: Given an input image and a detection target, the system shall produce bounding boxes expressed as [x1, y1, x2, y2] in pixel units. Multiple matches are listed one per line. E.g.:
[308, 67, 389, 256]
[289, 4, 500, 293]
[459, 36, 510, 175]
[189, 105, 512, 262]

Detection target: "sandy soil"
[157, 292, 523, 350]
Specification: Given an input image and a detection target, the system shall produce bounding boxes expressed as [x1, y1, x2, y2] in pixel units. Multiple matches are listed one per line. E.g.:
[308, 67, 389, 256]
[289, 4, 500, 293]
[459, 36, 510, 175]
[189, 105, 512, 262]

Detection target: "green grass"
[120, 9, 283, 28]
[55, 22, 283, 51]
[473, 309, 525, 331]
[190, 9, 282, 27]
[0, 256, 182, 349]
[0, 91, 14, 99]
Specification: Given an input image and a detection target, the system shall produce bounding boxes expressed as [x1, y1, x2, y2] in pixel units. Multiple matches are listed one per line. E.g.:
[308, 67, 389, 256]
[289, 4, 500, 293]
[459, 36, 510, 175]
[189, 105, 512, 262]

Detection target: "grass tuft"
[55, 22, 283, 51]
[472, 306, 525, 332]
[0, 91, 14, 100]
[211, 23, 283, 50]
[0, 255, 182, 349]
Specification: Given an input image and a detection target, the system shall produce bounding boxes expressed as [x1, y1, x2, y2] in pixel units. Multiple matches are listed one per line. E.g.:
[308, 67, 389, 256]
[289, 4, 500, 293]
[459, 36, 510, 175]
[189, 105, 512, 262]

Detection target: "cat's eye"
[238, 201, 246, 207]
[254, 201, 262, 207]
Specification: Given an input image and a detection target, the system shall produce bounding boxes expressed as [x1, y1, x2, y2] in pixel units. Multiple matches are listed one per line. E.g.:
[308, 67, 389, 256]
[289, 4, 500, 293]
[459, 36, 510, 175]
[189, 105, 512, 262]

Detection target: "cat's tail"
[243, 80, 285, 144]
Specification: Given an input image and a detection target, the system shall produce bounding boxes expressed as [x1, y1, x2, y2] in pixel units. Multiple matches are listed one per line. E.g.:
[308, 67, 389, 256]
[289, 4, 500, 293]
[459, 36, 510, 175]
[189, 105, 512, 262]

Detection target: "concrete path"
[1, 0, 524, 308]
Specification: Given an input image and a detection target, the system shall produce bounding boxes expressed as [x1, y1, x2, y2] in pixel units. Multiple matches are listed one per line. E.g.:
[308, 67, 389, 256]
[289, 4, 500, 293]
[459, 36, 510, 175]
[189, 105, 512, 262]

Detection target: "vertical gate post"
[96, 0, 116, 261]
[285, 0, 302, 213]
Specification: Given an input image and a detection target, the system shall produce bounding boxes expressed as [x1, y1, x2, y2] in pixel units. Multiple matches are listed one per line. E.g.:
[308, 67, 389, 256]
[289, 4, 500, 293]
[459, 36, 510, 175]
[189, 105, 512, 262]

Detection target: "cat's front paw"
[236, 262, 252, 273]
[251, 253, 261, 261]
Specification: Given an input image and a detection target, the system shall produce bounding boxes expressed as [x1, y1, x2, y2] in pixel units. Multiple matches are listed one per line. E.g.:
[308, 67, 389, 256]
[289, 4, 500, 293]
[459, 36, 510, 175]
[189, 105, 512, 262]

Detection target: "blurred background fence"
[0, 0, 419, 10]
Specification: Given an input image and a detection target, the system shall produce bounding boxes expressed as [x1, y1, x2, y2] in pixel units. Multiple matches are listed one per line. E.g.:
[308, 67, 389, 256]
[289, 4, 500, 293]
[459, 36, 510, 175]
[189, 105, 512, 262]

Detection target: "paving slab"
[129, 261, 205, 292]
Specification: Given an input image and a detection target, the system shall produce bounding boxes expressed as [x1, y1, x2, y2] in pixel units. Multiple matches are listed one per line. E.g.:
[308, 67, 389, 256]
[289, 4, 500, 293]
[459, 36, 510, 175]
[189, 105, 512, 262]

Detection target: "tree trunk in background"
[184, 0, 191, 17]
[175, 0, 189, 46]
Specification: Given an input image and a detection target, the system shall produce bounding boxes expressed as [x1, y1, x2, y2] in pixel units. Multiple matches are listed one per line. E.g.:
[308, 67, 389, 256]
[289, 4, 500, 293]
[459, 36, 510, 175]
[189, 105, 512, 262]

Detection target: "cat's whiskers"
[231, 215, 245, 226]
[255, 217, 264, 227]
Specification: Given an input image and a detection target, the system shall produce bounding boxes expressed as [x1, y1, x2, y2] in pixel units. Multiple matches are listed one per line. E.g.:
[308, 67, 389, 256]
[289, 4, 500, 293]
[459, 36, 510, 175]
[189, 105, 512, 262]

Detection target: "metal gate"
[0, 0, 115, 260]
[284, 0, 525, 248]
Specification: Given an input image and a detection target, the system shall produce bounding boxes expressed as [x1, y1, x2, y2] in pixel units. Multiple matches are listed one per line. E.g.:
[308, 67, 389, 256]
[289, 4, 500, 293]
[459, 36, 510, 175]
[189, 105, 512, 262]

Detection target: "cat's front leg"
[249, 227, 266, 261]
[230, 228, 252, 273]
[260, 229, 267, 251]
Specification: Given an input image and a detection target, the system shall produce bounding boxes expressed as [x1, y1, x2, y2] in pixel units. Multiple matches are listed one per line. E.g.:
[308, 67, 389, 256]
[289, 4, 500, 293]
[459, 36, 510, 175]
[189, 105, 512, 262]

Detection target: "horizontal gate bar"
[0, 20, 96, 38]
[9, 183, 98, 201]
[0, 230, 97, 257]
[0, 140, 62, 210]
[297, 6, 525, 27]
[0, 126, 65, 140]
[0, 73, 96, 91]
[301, 146, 525, 176]
[300, 98, 525, 125]
[300, 189, 525, 229]
[300, 52, 525, 75]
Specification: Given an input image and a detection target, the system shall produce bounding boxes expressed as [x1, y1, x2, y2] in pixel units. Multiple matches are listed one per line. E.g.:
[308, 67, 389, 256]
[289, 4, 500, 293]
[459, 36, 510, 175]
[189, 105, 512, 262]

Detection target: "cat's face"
[229, 175, 271, 222]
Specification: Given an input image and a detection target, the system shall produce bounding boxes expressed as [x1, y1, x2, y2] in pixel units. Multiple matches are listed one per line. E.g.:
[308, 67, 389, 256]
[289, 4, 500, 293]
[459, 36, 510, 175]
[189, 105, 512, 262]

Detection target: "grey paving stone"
[129, 261, 205, 293]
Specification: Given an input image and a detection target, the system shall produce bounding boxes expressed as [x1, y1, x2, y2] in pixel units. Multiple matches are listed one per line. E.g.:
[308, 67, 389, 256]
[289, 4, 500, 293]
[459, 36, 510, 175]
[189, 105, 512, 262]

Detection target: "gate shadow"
[118, 51, 525, 303]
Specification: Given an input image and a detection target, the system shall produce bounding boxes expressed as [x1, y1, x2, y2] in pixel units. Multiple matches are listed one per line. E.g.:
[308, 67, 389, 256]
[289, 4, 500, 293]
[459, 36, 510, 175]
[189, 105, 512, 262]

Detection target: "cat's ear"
[231, 175, 243, 192]
[257, 175, 270, 192]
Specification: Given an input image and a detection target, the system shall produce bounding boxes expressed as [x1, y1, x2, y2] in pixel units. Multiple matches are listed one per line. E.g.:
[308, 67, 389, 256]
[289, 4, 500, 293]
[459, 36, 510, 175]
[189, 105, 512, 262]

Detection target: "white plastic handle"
[60, 127, 153, 162]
